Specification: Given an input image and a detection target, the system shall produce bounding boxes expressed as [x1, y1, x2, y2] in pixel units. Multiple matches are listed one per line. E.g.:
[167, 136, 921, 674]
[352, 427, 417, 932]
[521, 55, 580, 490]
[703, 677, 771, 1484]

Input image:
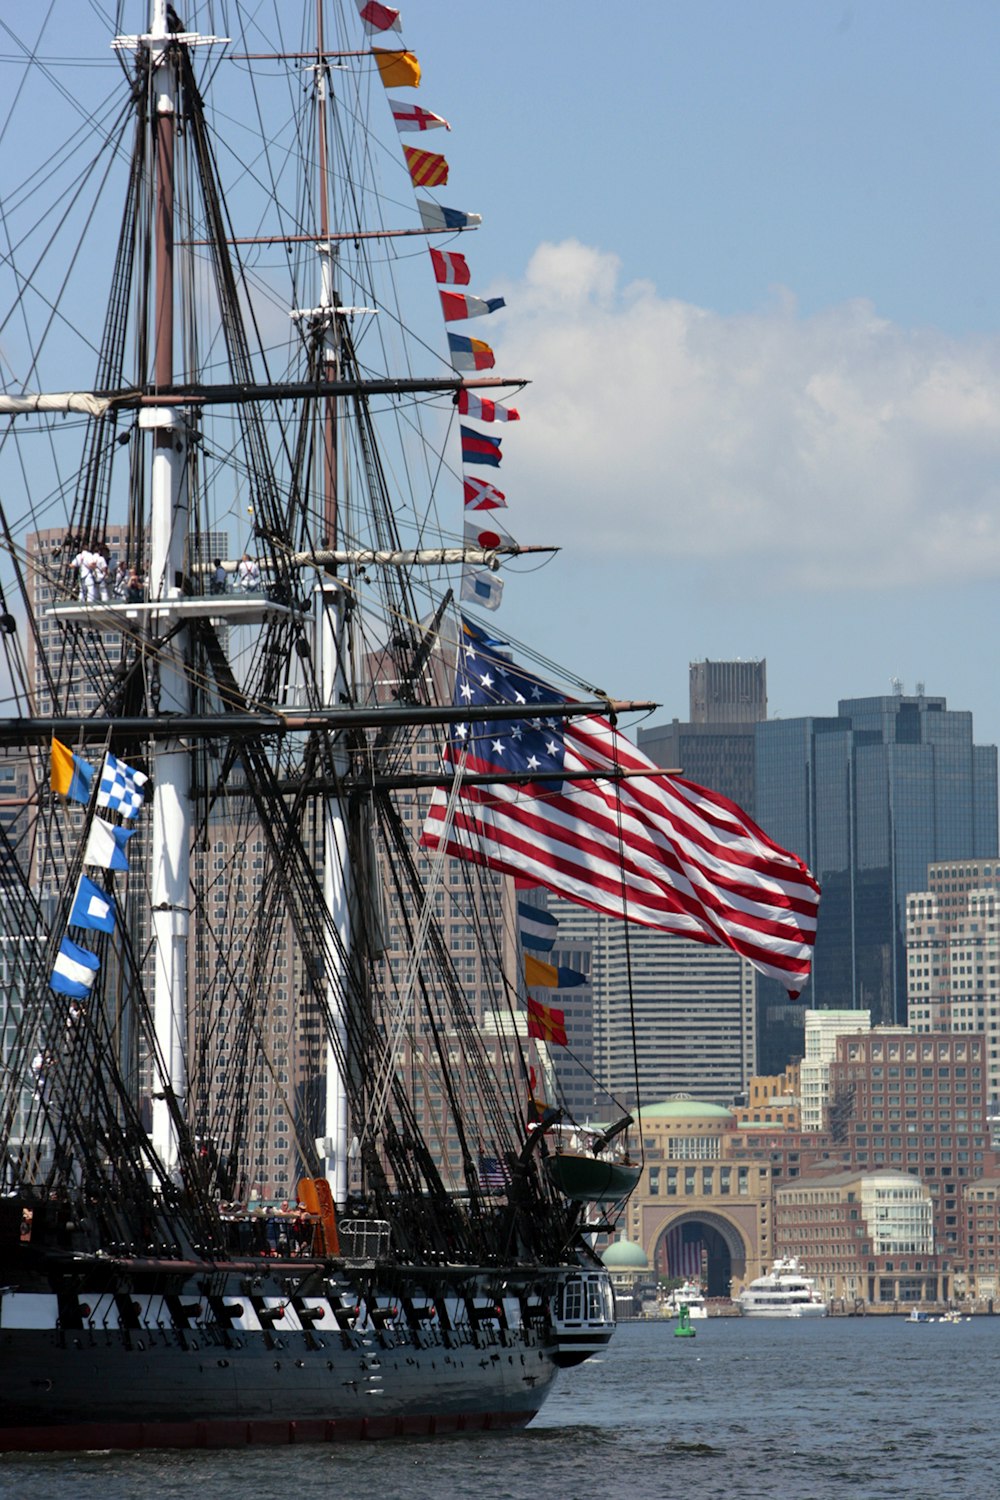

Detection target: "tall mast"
[315, 0, 339, 547]
[313, 0, 350, 1206]
[146, 0, 191, 1174]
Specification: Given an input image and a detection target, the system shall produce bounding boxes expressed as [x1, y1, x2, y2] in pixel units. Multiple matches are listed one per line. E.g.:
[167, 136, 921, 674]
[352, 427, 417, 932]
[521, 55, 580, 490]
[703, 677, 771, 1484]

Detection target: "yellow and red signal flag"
[404, 145, 448, 188]
[526, 995, 569, 1048]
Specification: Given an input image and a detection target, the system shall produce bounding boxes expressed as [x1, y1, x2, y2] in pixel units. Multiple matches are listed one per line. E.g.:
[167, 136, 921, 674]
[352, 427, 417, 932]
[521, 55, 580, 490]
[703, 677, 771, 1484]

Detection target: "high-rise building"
[689, 659, 767, 725]
[638, 658, 766, 817]
[906, 858, 1000, 1109]
[549, 901, 756, 1111]
[755, 691, 998, 1067]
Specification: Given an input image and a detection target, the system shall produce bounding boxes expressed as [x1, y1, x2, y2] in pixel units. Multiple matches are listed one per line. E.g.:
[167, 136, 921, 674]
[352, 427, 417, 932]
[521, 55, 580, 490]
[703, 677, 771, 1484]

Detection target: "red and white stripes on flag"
[423, 716, 820, 996]
[666, 1225, 703, 1281]
[431, 249, 470, 285]
[459, 390, 519, 423]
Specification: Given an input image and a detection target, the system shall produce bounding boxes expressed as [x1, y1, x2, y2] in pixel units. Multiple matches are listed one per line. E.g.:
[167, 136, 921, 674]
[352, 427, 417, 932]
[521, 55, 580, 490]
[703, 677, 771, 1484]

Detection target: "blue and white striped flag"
[517, 900, 558, 954]
[97, 752, 148, 819]
[50, 937, 100, 999]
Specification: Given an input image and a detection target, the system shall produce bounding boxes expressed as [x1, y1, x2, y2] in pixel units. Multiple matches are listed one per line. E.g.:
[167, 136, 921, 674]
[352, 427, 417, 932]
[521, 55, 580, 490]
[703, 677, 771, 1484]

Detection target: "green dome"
[634, 1095, 734, 1122]
[602, 1239, 650, 1270]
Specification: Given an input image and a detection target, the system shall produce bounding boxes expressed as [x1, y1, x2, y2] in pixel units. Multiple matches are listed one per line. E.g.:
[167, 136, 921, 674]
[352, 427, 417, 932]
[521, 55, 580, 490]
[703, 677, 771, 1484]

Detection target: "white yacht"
[738, 1258, 828, 1318]
[664, 1282, 708, 1319]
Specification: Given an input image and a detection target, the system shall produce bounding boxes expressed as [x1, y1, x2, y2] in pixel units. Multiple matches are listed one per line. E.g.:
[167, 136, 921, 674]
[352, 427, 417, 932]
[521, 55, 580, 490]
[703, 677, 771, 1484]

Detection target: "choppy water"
[1, 1315, 996, 1500]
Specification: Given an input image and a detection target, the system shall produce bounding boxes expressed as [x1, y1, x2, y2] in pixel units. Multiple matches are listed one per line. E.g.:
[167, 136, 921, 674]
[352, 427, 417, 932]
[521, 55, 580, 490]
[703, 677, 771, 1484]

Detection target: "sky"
[6, 1, 1000, 751]
[400, 0, 1000, 749]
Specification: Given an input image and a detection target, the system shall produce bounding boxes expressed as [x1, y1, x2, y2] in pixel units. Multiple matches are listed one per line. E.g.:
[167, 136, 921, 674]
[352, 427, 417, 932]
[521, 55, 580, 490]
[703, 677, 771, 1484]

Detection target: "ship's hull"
[738, 1302, 827, 1318]
[0, 1323, 556, 1451]
[0, 1256, 613, 1451]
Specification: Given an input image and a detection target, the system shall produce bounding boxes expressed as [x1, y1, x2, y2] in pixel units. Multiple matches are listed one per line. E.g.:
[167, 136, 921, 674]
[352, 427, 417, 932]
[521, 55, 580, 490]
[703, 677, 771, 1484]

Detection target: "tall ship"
[0, 2, 820, 1451]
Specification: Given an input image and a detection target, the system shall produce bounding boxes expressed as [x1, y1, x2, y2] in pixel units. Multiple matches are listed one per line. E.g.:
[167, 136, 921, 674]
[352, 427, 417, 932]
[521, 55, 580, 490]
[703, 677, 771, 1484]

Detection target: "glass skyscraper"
[755, 693, 998, 1066]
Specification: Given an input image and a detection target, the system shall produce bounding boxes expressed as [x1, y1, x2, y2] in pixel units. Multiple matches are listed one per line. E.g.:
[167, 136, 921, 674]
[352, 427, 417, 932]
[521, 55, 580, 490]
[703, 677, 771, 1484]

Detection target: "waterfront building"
[906, 859, 1000, 1110]
[755, 690, 998, 1069]
[824, 1029, 1000, 1273]
[601, 1237, 653, 1316]
[964, 1176, 1000, 1302]
[625, 1098, 770, 1295]
[774, 1168, 938, 1305]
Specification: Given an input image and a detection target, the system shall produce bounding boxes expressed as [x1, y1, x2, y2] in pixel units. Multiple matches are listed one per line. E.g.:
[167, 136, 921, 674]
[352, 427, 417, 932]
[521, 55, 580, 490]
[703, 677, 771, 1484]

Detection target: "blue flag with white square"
[97, 752, 148, 819]
[50, 936, 100, 999]
[69, 874, 116, 935]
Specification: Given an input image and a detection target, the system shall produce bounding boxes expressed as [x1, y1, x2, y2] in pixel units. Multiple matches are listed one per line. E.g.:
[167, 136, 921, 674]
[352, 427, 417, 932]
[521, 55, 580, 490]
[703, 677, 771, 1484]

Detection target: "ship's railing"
[337, 1218, 391, 1262]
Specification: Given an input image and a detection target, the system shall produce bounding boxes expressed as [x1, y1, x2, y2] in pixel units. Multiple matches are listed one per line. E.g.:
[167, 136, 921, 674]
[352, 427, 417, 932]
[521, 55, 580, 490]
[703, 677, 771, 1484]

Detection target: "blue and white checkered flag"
[96, 752, 148, 819]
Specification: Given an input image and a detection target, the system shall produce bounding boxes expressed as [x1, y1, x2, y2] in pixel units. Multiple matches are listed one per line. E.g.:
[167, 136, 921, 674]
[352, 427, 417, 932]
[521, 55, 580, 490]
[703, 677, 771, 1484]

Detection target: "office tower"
[755, 690, 998, 1068]
[907, 858, 1000, 1109]
[689, 659, 767, 725]
[549, 901, 756, 1111]
[638, 658, 766, 817]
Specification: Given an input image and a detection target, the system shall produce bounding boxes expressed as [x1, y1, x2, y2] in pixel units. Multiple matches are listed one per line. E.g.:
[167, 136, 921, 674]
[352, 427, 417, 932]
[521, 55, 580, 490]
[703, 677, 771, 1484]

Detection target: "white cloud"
[489, 241, 1000, 590]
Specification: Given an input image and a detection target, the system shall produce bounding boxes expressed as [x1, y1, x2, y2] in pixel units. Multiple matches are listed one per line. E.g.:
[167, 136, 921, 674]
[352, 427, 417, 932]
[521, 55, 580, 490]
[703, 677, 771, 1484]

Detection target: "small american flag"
[478, 1154, 510, 1192]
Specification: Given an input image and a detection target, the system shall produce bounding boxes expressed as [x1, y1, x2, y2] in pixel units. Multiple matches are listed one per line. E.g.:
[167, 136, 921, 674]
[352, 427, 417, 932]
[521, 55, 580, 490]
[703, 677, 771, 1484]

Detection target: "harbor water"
[1, 1315, 997, 1500]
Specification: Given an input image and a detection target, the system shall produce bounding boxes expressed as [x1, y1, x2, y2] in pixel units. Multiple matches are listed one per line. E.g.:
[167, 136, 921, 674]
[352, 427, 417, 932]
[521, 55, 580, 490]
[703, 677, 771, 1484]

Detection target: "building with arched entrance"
[621, 1096, 773, 1297]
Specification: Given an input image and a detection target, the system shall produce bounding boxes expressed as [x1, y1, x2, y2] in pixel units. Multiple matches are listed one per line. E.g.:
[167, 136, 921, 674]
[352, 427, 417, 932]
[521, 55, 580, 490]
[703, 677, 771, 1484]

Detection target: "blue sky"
[6, 2, 1000, 754]
[405, 1, 1000, 750]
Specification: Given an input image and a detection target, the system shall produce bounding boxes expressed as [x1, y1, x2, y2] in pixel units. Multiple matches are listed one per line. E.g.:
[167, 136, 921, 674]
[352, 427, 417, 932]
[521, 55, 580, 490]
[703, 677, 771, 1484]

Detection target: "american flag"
[478, 1154, 510, 1192]
[422, 620, 820, 996]
[667, 1224, 704, 1281]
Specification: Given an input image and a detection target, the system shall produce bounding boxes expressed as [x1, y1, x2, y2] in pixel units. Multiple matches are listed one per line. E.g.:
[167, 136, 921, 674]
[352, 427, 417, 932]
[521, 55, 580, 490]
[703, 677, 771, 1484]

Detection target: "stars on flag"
[449, 623, 566, 778]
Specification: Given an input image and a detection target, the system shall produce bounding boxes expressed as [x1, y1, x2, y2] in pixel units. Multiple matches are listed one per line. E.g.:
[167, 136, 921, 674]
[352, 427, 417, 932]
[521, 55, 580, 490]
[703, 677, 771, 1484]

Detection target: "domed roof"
[635, 1094, 734, 1121]
[602, 1238, 650, 1270]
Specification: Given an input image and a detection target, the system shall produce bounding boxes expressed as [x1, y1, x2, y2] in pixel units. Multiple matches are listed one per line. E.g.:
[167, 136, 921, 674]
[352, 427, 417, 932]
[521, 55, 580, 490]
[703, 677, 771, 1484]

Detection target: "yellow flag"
[51, 736, 94, 803]
[51, 736, 75, 796]
[525, 954, 559, 989]
[373, 48, 421, 89]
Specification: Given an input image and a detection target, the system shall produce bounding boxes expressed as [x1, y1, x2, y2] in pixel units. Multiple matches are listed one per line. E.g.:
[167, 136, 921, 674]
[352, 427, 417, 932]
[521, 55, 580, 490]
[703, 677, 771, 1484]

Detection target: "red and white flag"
[439, 290, 504, 321]
[464, 518, 515, 550]
[422, 624, 820, 997]
[463, 476, 507, 511]
[390, 99, 450, 132]
[357, 0, 401, 32]
[459, 390, 519, 423]
[430, 248, 471, 285]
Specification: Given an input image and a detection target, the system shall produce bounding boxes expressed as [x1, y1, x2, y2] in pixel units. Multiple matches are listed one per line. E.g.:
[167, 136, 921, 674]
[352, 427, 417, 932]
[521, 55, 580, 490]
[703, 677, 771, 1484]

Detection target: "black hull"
[0, 1255, 613, 1451]
[0, 1326, 555, 1452]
